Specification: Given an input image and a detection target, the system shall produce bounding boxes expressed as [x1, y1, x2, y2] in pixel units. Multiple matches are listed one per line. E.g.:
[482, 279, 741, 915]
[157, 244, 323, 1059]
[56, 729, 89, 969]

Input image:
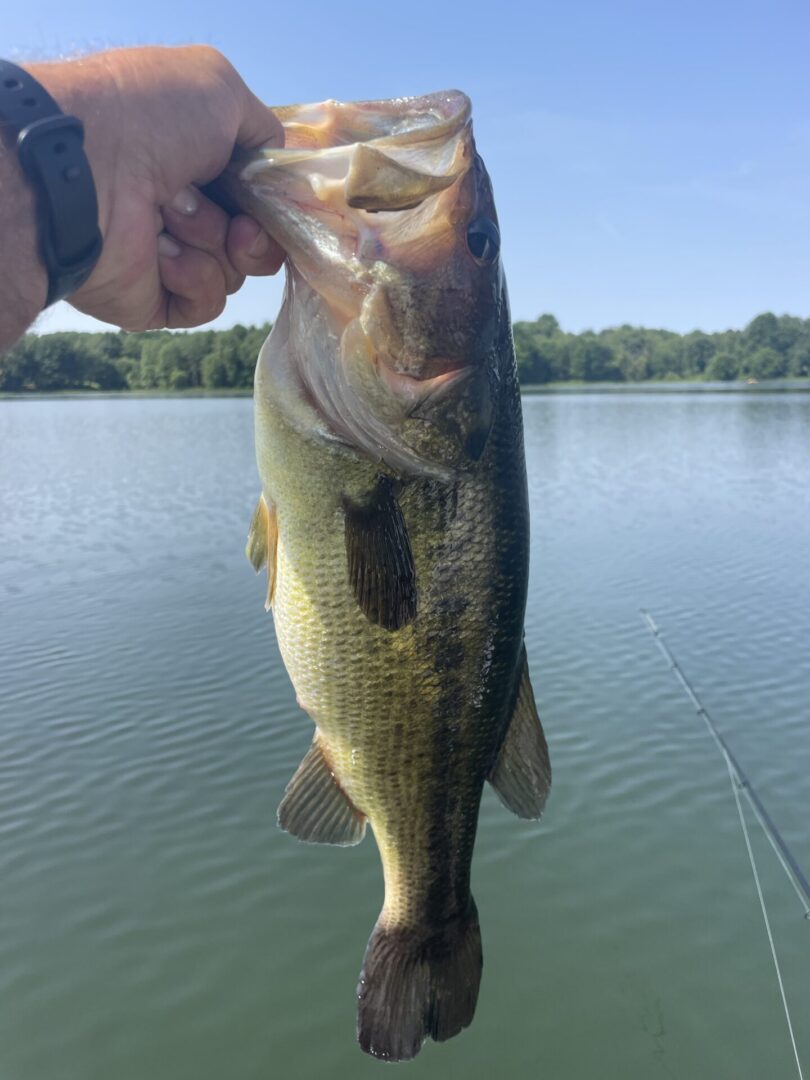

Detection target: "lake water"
[1, 393, 808, 1080]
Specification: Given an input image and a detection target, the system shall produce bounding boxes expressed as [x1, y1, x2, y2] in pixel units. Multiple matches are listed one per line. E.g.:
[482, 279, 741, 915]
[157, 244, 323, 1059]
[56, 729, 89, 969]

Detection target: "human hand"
[28, 46, 285, 330]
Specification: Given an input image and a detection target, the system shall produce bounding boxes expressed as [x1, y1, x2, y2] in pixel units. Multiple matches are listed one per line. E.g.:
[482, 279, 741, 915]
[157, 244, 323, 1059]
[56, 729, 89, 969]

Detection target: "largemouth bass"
[222, 91, 550, 1061]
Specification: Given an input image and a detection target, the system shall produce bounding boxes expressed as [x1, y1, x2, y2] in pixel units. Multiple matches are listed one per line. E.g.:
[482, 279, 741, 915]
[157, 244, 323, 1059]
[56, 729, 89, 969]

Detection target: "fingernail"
[170, 186, 199, 215]
[248, 229, 270, 258]
[158, 233, 182, 258]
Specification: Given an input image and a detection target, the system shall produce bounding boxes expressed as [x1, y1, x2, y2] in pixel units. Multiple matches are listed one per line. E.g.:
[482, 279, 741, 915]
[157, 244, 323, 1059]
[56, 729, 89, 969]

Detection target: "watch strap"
[0, 59, 102, 306]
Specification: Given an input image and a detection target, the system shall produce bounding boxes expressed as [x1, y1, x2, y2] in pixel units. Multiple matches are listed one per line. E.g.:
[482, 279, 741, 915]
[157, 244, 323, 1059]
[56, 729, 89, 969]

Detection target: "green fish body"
[231, 91, 550, 1061]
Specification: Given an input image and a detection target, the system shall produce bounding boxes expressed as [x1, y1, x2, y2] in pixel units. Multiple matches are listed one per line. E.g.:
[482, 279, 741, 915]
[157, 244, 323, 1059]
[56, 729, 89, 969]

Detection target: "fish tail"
[356, 900, 482, 1061]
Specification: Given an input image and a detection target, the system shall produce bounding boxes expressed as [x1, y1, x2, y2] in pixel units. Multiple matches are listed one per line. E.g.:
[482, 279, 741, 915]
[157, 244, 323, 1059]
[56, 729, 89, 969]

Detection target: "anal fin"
[278, 736, 366, 846]
[246, 493, 278, 610]
[488, 646, 551, 819]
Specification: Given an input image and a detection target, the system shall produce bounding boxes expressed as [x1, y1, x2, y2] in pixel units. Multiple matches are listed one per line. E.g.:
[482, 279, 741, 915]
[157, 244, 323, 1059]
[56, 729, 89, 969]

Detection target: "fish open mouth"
[231, 90, 473, 242]
[224, 90, 494, 479]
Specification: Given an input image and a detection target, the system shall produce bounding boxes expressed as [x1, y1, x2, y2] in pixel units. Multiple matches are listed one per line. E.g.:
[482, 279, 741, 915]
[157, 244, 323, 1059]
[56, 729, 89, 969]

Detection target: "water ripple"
[1, 395, 808, 1079]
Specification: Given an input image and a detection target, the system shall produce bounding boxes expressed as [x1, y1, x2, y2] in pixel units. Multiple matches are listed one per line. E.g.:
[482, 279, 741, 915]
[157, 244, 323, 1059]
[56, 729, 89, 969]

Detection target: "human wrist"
[0, 138, 47, 347]
[24, 53, 122, 244]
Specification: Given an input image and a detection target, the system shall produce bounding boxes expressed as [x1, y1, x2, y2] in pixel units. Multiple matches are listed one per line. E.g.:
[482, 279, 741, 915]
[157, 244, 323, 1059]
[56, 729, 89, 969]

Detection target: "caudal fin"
[356, 903, 482, 1061]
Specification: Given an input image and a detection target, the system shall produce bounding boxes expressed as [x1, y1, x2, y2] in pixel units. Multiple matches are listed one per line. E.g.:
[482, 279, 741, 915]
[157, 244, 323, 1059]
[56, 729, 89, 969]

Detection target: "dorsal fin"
[488, 647, 551, 818]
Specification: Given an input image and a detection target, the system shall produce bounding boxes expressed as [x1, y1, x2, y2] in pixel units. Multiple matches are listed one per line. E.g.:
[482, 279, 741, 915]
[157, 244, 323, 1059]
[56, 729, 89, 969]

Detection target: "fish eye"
[466, 217, 500, 264]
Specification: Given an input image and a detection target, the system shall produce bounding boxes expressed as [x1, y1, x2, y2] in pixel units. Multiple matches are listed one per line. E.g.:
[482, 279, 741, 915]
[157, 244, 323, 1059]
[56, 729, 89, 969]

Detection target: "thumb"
[236, 86, 285, 151]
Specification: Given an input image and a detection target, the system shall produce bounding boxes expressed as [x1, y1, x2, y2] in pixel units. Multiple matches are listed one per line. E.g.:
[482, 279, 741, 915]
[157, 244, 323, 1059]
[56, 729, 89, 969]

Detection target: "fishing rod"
[640, 610, 810, 917]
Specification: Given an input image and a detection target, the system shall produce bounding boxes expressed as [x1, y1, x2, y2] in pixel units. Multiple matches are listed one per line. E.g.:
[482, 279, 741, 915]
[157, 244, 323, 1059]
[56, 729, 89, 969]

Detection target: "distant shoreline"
[0, 389, 253, 400]
[3, 378, 810, 401]
[4, 313, 810, 392]
[522, 377, 810, 394]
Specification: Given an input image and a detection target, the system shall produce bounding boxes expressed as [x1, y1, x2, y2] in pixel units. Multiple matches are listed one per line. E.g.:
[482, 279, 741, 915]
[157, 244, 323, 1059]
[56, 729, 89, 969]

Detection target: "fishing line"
[640, 610, 807, 1080]
[640, 611, 810, 916]
[728, 757, 805, 1080]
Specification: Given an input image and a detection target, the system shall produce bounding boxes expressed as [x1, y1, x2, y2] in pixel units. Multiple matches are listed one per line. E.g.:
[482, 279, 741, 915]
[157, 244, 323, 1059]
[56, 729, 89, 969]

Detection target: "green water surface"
[1, 392, 808, 1079]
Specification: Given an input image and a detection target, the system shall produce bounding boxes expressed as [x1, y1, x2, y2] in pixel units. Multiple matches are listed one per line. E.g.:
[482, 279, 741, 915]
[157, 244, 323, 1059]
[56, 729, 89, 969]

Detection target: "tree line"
[513, 311, 810, 384]
[1, 312, 808, 393]
[0, 324, 271, 393]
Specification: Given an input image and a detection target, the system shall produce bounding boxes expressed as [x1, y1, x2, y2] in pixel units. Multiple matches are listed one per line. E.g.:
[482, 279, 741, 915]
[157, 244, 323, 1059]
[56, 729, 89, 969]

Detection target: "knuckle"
[189, 44, 240, 102]
[195, 260, 227, 319]
[226, 271, 246, 296]
[200, 254, 226, 289]
[121, 315, 153, 332]
[188, 44, 231, 73]
[208, 293, 227, 321]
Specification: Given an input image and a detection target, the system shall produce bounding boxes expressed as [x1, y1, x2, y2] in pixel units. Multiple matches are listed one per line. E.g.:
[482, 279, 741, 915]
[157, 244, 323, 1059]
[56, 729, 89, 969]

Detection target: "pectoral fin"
[343, 477, 416, 631]
[278, 736, 366, 846]
[246, 494, 278, 610]
[488, 647, 551, 818]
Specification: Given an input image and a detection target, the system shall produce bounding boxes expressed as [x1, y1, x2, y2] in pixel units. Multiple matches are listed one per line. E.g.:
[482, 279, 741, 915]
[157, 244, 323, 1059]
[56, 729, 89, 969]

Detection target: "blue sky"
[8, 0, 810, 335]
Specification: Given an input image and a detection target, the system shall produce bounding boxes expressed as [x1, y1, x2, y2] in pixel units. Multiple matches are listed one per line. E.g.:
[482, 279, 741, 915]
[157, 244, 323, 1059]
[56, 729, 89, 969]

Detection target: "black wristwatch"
[0, 59, 102, 306]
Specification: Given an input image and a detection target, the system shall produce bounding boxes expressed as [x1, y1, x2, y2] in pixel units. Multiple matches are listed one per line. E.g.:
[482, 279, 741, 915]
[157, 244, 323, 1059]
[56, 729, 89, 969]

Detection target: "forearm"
[0, 137, 47, 349]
